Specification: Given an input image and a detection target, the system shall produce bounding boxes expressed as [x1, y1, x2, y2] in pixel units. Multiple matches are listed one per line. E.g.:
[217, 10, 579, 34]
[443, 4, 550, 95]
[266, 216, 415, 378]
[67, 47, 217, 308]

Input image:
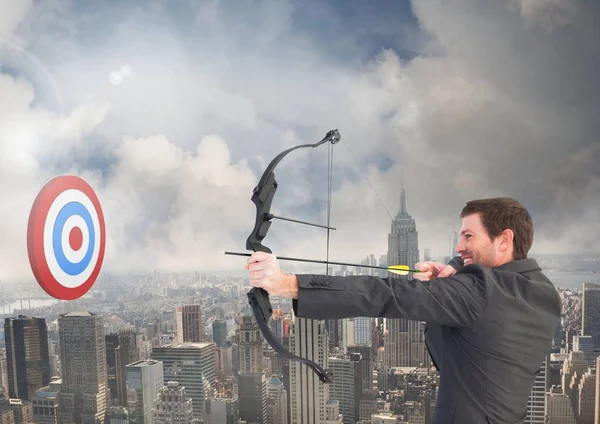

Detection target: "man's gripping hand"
[244, 251, 299, 298]
[414, 261, 457, 281]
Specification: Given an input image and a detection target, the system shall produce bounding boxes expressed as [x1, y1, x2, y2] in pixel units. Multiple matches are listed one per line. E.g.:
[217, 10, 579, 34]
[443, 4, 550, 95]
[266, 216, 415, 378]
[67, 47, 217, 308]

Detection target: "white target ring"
[43, 189, 101, 288]
[28, 175, 106, 300]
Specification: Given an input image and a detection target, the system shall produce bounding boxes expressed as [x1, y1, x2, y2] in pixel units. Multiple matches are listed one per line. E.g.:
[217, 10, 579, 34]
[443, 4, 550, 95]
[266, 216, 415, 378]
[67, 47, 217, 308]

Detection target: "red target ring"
[27, 175, 106, 300]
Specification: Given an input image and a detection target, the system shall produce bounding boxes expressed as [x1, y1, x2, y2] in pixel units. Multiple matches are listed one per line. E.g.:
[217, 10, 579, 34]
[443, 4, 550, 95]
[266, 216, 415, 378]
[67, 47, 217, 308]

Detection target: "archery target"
[27, 175, 106, 300]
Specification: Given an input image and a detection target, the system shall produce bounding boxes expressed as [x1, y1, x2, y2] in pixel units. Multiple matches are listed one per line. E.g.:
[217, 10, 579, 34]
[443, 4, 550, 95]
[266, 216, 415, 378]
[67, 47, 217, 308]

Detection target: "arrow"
[219, 251, 422, 276]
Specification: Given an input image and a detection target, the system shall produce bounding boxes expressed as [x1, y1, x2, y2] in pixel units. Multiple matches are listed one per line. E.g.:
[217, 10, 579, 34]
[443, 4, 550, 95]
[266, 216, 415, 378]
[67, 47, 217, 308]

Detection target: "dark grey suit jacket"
[292, 258, 562, 424]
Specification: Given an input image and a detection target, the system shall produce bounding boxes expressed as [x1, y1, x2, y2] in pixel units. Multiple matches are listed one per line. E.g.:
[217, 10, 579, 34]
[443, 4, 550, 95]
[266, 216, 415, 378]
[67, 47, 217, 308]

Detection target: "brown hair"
[460, 197, 533, 260]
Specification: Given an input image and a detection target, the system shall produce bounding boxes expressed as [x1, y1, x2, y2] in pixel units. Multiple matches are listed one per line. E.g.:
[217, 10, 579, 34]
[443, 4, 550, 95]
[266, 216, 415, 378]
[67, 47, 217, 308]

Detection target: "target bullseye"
[69, 227, 83, 251]
[27, 175, 106, 300]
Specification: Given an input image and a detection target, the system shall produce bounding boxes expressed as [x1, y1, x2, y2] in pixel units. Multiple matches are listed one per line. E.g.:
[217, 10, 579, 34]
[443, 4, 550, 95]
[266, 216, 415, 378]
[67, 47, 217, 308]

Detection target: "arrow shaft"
[221, 251, 421, 273]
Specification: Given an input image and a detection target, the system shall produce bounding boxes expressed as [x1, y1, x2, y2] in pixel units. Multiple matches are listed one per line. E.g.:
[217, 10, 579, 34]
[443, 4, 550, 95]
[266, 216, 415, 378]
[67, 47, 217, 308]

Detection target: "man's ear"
[498, 229, 514, 252]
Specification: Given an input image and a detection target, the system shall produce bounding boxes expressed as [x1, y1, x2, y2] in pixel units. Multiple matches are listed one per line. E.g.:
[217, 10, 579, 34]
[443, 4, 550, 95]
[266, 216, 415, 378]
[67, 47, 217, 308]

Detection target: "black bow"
[245, 129, 341, 384]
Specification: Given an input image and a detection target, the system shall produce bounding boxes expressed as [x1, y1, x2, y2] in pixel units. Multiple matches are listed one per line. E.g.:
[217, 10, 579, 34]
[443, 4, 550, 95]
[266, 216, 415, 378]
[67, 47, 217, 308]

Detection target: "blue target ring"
[52, 201, 95, 276]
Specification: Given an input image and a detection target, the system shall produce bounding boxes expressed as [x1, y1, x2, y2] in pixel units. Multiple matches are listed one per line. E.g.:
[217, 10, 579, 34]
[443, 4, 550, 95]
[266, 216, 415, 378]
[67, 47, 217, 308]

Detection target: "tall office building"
[106, 329, 139, 406]
[547, 387, 576, 423]
[576, 370, 595, 424]
[176, 304, 203, 344]
[386, 178, 420, 279]
[4, 316, 50, 400]
[595, 357, 600, 424]
[151, 342, 216, 421]
[324, 400, 342, 424]
[31, 379, 61, 424]
[212, 320, 228, 347]
[237, 308, 264, 374]
[204, 397, 238, 423]
[126, 360, 164, 424]
[266, 375, 287, 424]
[574, 335, 596, 370]
[237, 307, 267, 423]
[152, 381, 194, 424]
[384, 182, 426, 368]
[328, 355, 361, 424]
[449, 230, 458, 258]
[0, 351, 7, 393]
[384, 320, 426, 368]
[563, 351, 589, 409]
[289, 318, 329, 424]
[524, 353, 548, 424]
[238, 373, 267, 424]
[57, 311, 108, 424]
[582, 283, 600, 351]
[353, 317, 373, 346]
[347, 346, 374, 395]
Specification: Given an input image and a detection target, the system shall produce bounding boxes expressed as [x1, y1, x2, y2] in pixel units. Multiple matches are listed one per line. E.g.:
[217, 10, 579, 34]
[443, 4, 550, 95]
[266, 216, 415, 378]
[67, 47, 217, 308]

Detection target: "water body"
[544, 269, 600, 290]
[2, 299, 61, 315]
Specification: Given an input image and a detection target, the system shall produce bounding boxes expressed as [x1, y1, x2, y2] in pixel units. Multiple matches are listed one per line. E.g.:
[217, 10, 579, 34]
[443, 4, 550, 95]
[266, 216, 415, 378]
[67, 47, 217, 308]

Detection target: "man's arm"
[290, 265, 488, 327]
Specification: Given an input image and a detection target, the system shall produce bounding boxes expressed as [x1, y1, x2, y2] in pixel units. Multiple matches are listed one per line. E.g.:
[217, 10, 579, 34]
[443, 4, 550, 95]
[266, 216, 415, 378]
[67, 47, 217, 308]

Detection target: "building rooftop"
[127, 359, 162, 367]
[156, 341, 214, 349]
[61, 311, 96, 317]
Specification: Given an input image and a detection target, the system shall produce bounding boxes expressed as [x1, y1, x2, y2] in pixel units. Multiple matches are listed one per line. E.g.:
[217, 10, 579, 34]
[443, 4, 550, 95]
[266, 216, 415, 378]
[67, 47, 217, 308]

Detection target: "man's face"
[456, 213, 500, 267]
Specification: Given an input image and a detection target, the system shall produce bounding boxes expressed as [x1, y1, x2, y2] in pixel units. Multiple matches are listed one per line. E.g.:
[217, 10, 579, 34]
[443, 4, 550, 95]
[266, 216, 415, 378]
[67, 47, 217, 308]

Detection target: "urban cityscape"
[1, 186, 599, 424]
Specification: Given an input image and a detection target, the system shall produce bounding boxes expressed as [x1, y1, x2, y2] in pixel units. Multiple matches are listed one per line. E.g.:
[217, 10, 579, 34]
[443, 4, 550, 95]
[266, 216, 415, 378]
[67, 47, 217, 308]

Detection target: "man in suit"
[245, 197, 562, 423]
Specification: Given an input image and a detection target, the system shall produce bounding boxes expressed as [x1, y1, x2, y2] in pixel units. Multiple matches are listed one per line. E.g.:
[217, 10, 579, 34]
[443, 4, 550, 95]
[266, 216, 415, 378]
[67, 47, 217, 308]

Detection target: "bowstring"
[326, 140, 334, 276]
[340, 141, 394, 221]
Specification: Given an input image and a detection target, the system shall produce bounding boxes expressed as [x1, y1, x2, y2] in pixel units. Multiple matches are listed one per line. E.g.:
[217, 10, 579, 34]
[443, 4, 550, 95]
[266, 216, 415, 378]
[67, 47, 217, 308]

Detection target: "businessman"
[245, 197, 561, 424]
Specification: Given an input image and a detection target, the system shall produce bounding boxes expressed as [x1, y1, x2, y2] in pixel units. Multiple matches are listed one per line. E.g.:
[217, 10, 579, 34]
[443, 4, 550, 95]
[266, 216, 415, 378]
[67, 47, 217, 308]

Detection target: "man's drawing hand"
[414, 261, 457, 280]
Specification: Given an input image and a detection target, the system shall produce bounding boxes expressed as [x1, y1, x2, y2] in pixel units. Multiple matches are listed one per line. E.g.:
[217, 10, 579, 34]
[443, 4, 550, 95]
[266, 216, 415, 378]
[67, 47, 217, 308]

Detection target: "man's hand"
[244, 251, 299, 298]
[414, 261, 457, 281]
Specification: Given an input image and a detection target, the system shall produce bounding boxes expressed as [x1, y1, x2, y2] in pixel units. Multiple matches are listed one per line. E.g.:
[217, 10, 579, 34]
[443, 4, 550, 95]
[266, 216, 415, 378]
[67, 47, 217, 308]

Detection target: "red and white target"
[27, 175, 106, 300]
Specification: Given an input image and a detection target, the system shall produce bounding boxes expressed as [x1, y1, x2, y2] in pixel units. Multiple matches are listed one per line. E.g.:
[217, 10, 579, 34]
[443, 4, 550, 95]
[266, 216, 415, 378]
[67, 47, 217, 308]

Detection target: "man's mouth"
[463, 256, 472, 265]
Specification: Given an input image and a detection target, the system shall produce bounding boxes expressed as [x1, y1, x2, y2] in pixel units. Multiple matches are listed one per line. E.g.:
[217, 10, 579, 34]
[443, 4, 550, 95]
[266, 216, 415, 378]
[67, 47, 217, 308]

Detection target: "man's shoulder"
[456, 258, 545, 280]
[454, 258, 558, 295]
[460, 258, 561, 311]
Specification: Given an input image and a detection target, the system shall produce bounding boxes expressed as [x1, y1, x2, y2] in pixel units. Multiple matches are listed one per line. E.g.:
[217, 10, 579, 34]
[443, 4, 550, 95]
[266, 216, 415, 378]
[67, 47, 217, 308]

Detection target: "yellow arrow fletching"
[387, 265, 412, 275]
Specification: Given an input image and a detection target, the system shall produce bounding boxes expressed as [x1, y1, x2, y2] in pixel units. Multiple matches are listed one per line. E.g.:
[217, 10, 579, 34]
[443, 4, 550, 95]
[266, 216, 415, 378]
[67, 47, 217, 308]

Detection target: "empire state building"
[384, 180, 428, 368]
[386, 180, 419, 276]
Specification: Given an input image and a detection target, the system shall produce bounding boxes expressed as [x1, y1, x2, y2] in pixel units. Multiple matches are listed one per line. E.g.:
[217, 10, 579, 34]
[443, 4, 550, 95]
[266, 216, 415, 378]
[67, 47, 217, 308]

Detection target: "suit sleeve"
[447, 255, 464, 271]
[291, 265, 488, 327]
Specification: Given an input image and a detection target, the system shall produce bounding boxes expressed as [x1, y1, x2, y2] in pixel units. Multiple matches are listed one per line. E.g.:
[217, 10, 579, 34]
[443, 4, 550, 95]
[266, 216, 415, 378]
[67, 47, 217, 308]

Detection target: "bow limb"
[246, 129, 340, 384]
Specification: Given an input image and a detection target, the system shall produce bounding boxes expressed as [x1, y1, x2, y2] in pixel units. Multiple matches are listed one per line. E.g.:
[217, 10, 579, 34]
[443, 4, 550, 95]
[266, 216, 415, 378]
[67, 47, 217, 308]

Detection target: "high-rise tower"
[384, 175, 424, 368]
[57, 311, 108, 424]
[387, 172, 419, 278]
[4, 316, 50, 400]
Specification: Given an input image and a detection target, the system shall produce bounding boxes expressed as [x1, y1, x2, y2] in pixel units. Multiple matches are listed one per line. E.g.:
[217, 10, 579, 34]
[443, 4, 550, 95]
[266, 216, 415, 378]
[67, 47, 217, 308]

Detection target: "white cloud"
[1, 0, 599, 285]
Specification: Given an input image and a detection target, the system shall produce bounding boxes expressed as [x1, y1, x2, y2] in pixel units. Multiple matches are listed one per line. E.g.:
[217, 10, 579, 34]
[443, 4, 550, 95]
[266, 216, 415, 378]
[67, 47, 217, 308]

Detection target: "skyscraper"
[237, 308, 264, 374]
[212, 319, 228, 347]
[105, 329, 139, 407]
[57, 311, 108, 424]
[582, 283, 600, 351]
[525, 353, 548, 424]
[152, 381, 194, 424]
[176, 304, 203, 344]
[386, 178, 419, 277]
[289, 317, 329, 424]
[384, 182, 424, 368]
[3, 316, 50, 400]
[126, 359, 164, 424]
[151, 342, 216, 421]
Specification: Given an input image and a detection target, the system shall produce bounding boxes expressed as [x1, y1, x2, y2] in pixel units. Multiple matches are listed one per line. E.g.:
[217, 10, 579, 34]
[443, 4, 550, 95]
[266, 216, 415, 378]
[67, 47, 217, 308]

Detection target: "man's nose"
[455, 240, 465, 254]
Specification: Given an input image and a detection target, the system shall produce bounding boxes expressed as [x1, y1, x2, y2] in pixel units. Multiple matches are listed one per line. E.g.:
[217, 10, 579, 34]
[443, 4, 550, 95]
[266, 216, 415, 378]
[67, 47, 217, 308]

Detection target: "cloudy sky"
[1, 0, 599, 284]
